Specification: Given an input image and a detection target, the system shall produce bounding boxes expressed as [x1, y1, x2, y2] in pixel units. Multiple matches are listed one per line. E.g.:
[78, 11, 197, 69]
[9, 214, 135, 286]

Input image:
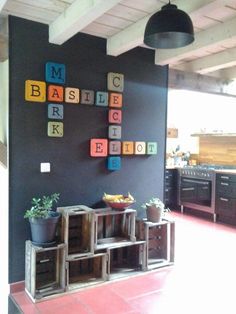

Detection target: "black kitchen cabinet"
[165, 169, 178, 209]
[215, 173, 236, 220]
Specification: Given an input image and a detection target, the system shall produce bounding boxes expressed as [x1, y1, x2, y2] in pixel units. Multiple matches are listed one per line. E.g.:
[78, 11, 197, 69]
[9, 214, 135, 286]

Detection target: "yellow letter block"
[47, 122, 63, 137]
[25, 80, 46, 102]
[122, 141, 134, 155]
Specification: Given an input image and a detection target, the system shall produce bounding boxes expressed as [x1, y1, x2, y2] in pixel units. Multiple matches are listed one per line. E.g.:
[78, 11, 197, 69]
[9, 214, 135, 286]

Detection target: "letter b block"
[25, 80, 46, 102]
[90, 139, 108, 157]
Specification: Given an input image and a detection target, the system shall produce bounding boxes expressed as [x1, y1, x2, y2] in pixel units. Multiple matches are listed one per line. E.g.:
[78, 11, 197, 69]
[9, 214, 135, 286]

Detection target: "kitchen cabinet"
[215, 172, 236, 221]
[165, 168, 178, 208]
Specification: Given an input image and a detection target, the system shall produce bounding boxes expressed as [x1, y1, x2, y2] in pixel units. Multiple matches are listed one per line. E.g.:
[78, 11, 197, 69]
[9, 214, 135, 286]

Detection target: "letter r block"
[90, 139, 108, 157]
[48, 104, 64, 120]
[25, 80, 46, 102]
[45, 62, 66, 84]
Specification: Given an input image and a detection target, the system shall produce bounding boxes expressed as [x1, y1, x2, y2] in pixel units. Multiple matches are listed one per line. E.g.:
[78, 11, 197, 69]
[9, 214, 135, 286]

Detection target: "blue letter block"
[45, 62, 66, 84]
[107, 157, 121, 170]
[48, 104, 64, 120]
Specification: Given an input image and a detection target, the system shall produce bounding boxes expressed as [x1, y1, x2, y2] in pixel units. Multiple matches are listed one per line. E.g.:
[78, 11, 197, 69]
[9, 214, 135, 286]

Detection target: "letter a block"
[108, 109, 122, 124]
[48, 85, 64, 102]
[107, 72, 124, 92]
[107, 157, 121, 171]
[45, 62, 66, 84]
[147, 142, 158, 155]
[48, 104, 64, 120]
[25, 80, 46, 102]
[90, 139, 108, 157]
[47, 122, 63, 137]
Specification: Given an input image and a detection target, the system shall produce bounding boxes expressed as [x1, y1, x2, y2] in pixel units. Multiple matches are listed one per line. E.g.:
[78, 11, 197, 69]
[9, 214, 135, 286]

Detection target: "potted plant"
[142, 197, 170, 223]
[24, 193, 60, 246]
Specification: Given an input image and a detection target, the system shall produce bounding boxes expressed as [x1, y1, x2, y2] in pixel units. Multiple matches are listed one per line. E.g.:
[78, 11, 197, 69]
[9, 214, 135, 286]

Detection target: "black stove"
[180, 166, 216, 180]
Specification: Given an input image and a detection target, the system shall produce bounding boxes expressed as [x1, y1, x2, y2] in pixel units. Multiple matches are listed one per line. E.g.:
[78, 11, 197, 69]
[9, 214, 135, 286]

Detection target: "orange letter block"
[122, 142, 134, 155]
[109, 93, 122, 108]
[48, 85, 64, 102]
[90, 139, 108, 157]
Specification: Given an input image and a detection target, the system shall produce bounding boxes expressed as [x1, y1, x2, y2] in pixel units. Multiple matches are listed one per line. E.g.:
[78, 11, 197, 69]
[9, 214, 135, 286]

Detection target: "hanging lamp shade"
[144, 2, 194, 49]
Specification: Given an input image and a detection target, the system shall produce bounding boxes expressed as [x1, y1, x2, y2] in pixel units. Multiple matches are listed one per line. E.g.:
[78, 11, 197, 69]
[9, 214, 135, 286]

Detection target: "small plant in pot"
[24, 193, 60, 247]
[142, 197, 170, 223]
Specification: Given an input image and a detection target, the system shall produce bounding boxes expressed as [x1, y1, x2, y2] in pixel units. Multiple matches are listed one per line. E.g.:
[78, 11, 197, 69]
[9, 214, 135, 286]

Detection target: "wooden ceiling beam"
[49, 0, 120, 45]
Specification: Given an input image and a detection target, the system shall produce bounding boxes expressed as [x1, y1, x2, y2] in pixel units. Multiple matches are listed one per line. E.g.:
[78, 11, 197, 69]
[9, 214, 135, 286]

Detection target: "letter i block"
[147, 142, 158, 155]
[108, 109, 122, 124]
[109, 141, 121, 155]
[107, 157, 121, 171]
[81, 90, 95, 105]
[48, 85, 64, 102]
[107, 72, 124, 92]
[109, 93, 122, 108]
[122, 141, 134, 155]
[25, 80, 46, 102]
[47, 122, 63, 137]
[90, 139, 108, 157]
[108, 125, 122, 139]
[48, 104, 64, 120]
[135, 142, 146, 155]
[45, 62, 66, 84]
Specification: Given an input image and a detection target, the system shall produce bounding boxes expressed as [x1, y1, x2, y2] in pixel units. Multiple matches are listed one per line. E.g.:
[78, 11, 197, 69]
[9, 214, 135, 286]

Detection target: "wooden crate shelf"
[57, 205, 95, 259]
[66, 253, 108, 290]
[137, 218, 175, 270]
[25, 241, 66, 302]
[94, 208, 136, 250]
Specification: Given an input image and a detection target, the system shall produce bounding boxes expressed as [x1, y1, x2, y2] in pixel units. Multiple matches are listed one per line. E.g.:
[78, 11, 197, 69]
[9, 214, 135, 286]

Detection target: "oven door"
[180, 178, 211, 206]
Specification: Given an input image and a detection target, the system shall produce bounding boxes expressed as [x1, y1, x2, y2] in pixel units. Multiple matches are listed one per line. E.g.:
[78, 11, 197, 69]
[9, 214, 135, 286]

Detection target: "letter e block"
[48, 85, 64, 102]
[96, 91, 108, 107]
[48, 104, 64, 120]
[65, 87, 80, 104]
[122, 141, 134, 155]
[108, 125, 122, 139]
[47, 122, 63, 137]
[109, 93, 122, 108]
[107, 157, 121, 171]
[45, 62, 65, 84]
[135, 142, 146, 155]
[25, 80, 46, 102]
[108, 109, 122, 124]
[90, 139, 108, 157]
[81, 90, 95, 105]
[109, 141, 121, 155]
[147, 142, 158, 155]
[107, 72, 124, 92]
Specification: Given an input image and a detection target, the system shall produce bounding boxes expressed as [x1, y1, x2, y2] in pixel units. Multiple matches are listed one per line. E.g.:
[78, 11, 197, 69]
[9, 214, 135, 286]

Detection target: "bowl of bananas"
[103, 192, 135, 210]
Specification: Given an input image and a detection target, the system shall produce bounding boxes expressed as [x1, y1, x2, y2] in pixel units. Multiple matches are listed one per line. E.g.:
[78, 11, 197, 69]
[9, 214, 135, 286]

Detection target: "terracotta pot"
[146, 205, 162, 222]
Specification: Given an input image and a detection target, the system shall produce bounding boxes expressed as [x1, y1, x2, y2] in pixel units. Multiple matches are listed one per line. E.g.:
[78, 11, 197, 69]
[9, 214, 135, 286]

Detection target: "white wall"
[0, 60, 8, 144]
[167, 89, 236, 154]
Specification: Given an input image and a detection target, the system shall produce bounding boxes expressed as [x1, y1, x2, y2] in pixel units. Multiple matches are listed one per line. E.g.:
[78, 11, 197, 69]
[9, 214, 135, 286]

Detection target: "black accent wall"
[9, 16, 168, 282]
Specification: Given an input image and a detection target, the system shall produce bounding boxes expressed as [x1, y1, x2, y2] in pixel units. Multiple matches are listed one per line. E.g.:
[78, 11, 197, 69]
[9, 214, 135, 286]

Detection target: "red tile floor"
[11, 211, 236, 314]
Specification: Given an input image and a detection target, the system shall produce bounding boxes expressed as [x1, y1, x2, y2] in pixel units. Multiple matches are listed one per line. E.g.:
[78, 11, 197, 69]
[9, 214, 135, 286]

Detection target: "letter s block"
[90, 139, 108, 157]
[25, 80, 46, 102]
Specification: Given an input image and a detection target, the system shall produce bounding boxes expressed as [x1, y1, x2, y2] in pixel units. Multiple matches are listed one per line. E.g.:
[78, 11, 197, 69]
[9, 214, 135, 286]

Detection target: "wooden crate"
[137, 218, 175, 270]
[25, 241, 66, 302]
[106, 241, 146, 280]
[66, 253, 108, 290]
[94, 208, 136, 250]
[57, 205, 95, 259]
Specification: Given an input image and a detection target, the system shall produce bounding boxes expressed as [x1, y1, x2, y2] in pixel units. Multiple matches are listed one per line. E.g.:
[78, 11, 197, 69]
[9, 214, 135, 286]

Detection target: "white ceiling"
[1, 0, 236, 81]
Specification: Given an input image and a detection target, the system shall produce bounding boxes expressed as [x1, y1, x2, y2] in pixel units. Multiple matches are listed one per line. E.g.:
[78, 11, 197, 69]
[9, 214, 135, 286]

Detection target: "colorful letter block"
[108, 109, 122, 124]
[96, 91, 108, 107]
[45, 62, 65, 84]
[107, 72, 124, 92]
[135, 142, 146, 155]
[108, 125, 122, 139]
[81, 90, 95, 105]
[25, 80, 46, 102]
[48, 104, 64, 120]
[107, 157, 121, 171]
[147, 142, 158, 155]
[65, 87, 80, 103]
[109, 141, 121, 155]
[90, 139, 108, 157]
[47, 122, 63, 137]
[109, 93, 122, 108]
[122, 141, 134, 155]
[48, 85, 64, 102]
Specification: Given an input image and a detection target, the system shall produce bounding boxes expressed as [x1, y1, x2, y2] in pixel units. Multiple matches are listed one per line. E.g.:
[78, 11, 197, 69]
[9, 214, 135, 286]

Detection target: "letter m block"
[45, 62, 66, 84]
[25, 80, 46, 102]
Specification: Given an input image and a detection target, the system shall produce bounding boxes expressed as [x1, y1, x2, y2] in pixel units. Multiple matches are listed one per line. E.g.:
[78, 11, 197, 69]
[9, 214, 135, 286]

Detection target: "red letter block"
[90, 139, 108, 157]
[108, 109, 122, 124]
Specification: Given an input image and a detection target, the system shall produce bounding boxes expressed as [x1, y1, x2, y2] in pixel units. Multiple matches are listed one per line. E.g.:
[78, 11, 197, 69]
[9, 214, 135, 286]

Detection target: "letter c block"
[90, 139, 108, 157]
[108, 109, 122, 124]
[25, 80, 46, 102]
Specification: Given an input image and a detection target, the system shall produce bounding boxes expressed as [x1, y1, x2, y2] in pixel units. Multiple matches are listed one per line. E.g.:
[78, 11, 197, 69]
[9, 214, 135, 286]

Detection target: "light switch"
[40, 162, 51, 173]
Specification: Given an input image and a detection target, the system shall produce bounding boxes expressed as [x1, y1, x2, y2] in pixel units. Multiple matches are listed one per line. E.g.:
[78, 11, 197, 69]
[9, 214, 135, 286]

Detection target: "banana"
[103, 192, 135, 203]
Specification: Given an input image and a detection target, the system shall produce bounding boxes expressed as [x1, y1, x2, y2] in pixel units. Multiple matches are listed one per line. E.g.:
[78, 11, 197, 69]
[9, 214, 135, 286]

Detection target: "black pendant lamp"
[144, 1, 194, 49]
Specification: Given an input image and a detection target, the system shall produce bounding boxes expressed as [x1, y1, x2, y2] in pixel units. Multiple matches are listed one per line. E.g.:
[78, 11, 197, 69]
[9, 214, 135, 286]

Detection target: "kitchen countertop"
[215, 169, 236, 174]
